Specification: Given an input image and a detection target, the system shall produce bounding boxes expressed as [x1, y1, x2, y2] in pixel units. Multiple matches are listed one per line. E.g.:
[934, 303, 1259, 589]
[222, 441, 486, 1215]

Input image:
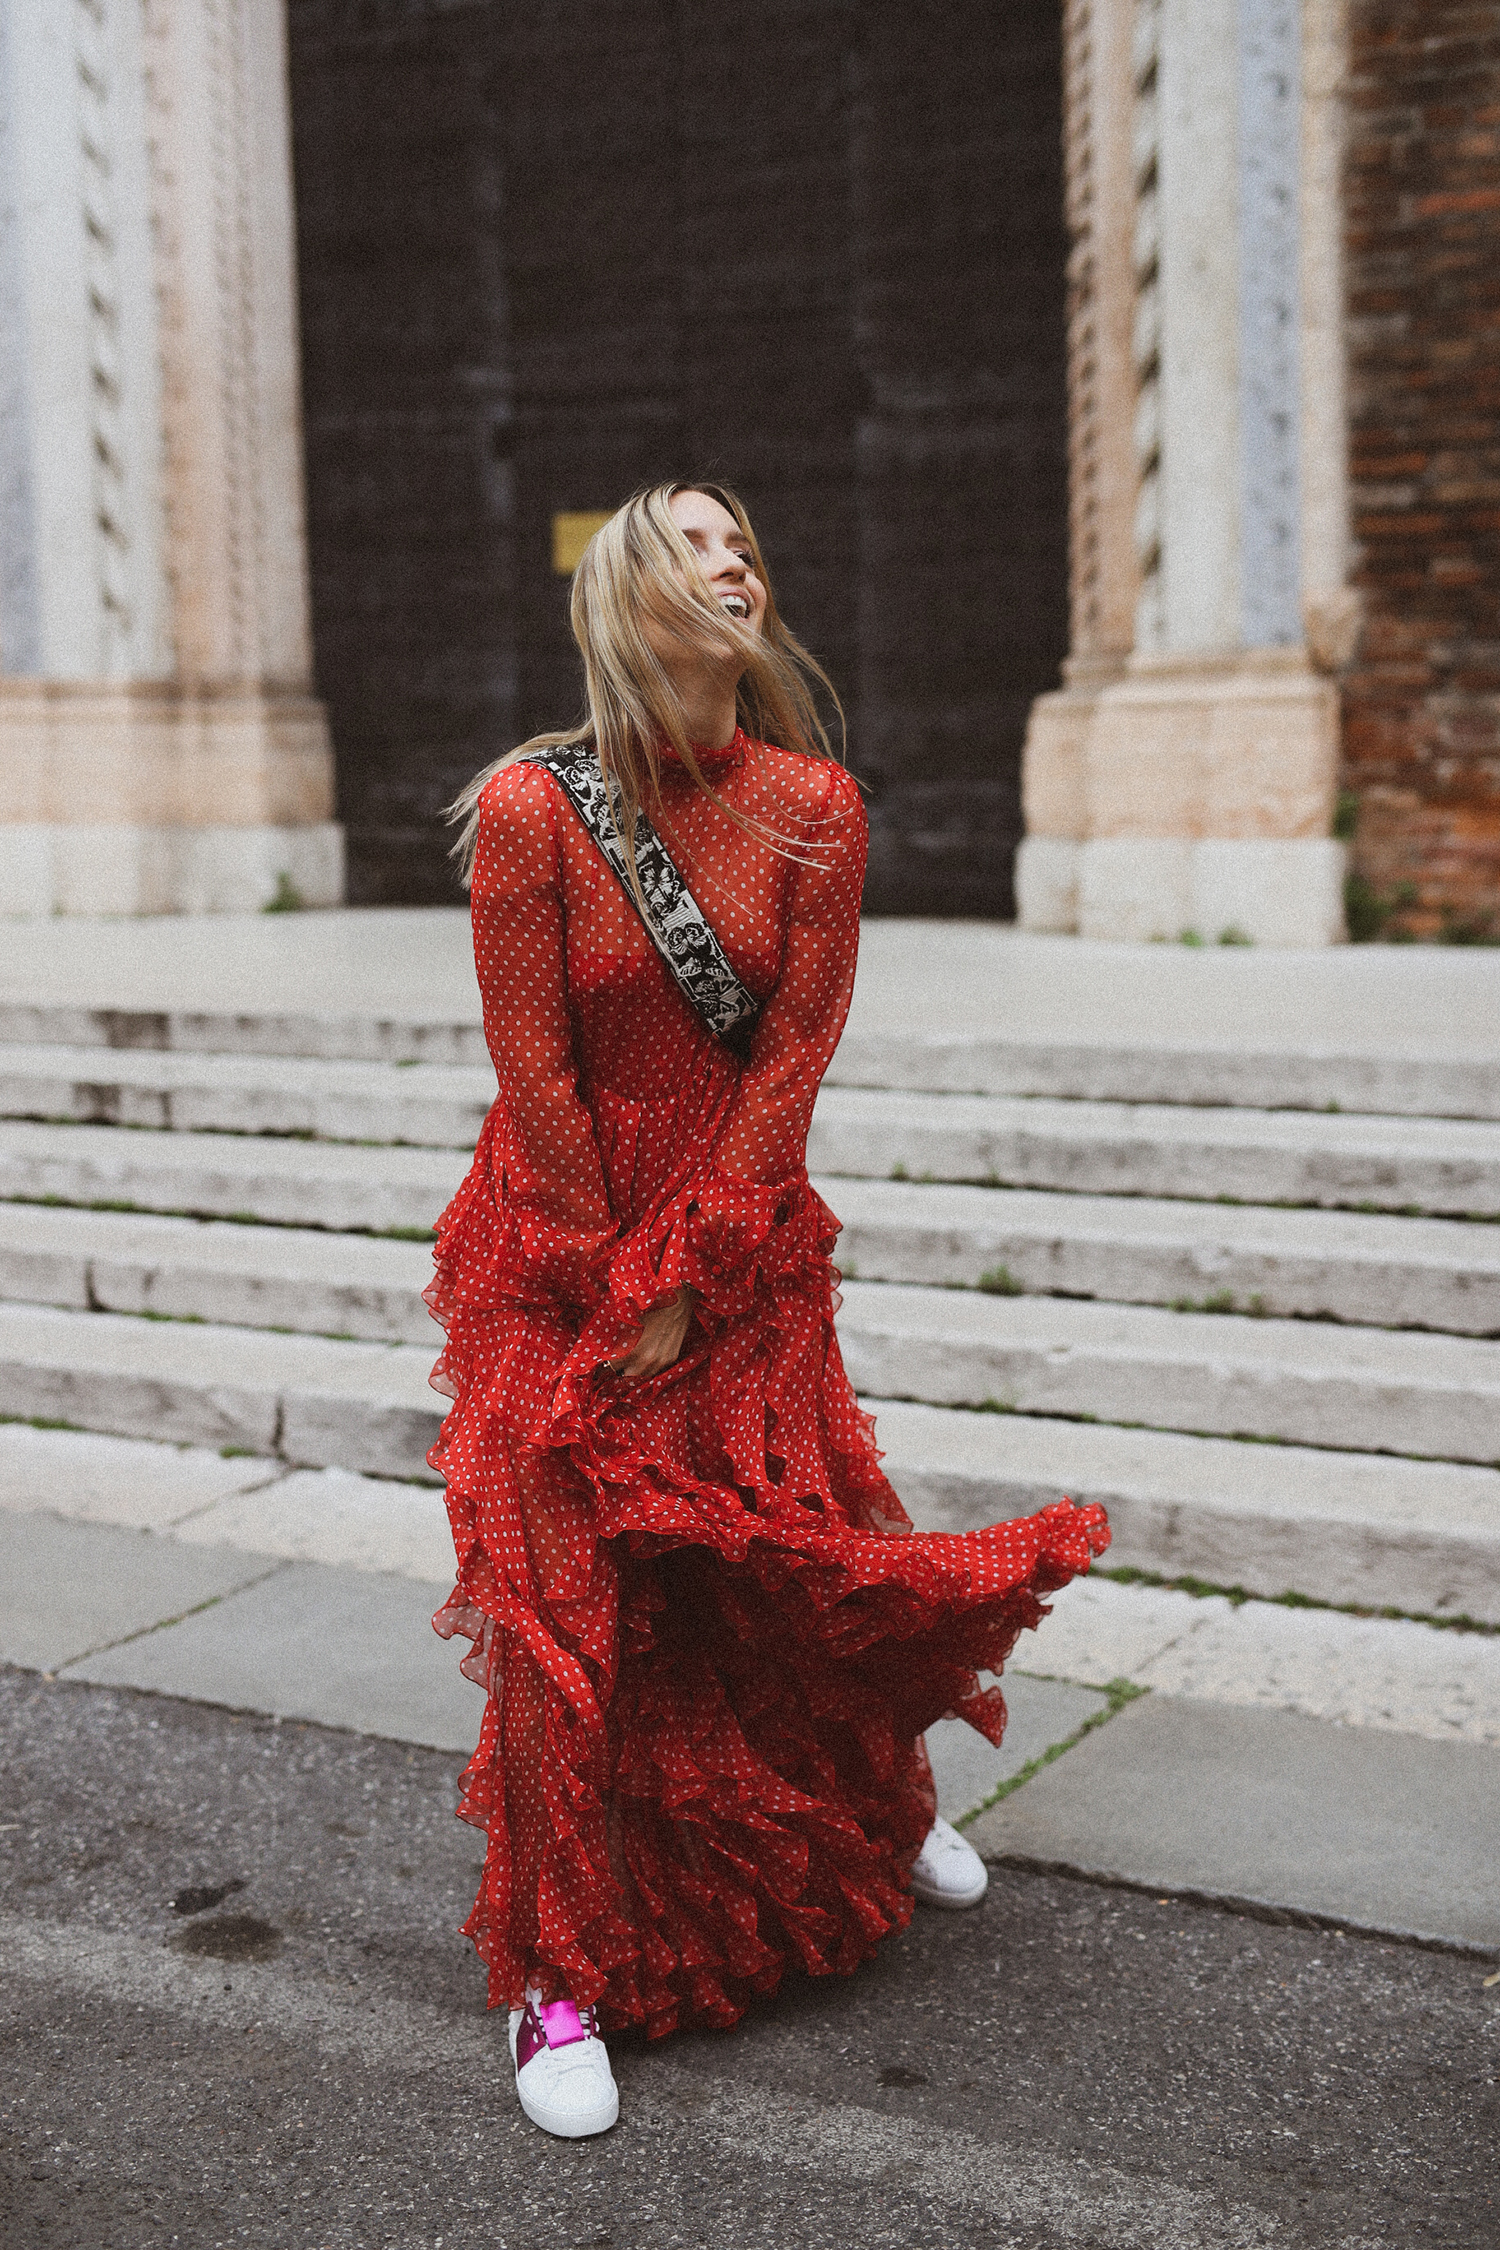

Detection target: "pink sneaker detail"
[513, 1996, 597, 2073]
[508, 1992, 618, 2140]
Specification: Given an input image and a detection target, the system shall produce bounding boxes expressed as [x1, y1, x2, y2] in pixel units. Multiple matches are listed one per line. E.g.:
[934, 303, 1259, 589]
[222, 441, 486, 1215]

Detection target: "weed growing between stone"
[1096, 1562, 1500, 1637]
[955, 1678, 1149, 1827]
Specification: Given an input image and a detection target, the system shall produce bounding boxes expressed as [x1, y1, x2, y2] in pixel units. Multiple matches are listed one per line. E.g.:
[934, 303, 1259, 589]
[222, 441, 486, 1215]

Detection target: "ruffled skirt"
[426, 1098, 1110, 2039]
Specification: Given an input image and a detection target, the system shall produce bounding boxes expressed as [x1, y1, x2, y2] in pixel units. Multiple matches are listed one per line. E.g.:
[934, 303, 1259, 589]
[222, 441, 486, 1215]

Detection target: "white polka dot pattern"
[424, 731, 1110, 2039]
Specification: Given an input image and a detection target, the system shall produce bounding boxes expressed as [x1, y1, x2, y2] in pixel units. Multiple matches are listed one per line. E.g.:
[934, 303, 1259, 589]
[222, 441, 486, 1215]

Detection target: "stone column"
[1015, 0, 1141, 934]
[1018, 0, 1350, 946]
[0, 0, 340, 917]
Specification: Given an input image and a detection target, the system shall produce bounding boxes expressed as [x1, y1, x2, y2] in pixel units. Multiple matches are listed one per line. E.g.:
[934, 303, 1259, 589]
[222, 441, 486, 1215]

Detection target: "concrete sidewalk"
[3, 1422, 1496, 1955]
[969, 1693, 1500, 1949]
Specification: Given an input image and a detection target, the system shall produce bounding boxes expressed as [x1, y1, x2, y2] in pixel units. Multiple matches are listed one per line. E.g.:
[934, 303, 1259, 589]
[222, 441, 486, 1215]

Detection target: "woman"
[429, 483, 1109, 2140]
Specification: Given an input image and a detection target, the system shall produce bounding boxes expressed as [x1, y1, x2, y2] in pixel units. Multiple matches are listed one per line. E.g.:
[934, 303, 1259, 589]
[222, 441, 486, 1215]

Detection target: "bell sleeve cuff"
[603, 1171, 837, 1327]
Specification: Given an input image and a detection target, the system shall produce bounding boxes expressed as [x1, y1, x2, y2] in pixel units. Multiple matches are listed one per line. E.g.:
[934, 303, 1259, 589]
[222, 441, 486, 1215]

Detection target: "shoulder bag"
[528, 743, 763, 1062]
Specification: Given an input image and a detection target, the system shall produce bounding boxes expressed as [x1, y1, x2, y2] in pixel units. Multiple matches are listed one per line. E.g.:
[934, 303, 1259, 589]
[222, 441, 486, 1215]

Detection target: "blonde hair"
[447, 481, 843, 885]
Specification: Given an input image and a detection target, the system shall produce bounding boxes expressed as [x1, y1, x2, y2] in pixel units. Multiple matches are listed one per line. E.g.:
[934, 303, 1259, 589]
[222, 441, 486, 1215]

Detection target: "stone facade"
[1019, 0, 1353, 945]
[4, 4, 1487, 931]
[0, 0, 340, 917]
[1341, 1, 1500, 941]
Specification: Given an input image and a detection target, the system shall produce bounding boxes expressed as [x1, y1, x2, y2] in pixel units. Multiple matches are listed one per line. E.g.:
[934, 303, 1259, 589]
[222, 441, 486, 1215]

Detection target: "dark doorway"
[288, 1, 1069, 914]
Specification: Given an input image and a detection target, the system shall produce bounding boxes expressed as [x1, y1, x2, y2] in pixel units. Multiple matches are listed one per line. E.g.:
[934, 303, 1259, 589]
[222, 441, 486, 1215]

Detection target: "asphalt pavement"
[3, 1666, 1497, 2250]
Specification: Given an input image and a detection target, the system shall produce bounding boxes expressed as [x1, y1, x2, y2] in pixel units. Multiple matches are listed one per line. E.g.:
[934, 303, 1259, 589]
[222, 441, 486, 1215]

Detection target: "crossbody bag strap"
[529, 744, 763, 1061]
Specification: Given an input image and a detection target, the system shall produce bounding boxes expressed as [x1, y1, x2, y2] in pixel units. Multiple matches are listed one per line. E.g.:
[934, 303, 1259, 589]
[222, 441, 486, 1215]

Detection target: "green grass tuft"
[956, 1679, 1148, 1826]
[1095, 1562, 1499, 1636]
[261, 872, 306, 915]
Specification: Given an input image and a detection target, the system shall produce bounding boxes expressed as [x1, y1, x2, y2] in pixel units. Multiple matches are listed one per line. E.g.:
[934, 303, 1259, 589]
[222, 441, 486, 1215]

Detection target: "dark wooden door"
[289, 0, 1068, 914]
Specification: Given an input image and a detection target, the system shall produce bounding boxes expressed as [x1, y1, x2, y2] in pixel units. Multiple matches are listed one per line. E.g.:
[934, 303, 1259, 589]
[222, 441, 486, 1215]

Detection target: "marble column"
[0, 0, 340, 917]
[1018, 0, 1350, 946]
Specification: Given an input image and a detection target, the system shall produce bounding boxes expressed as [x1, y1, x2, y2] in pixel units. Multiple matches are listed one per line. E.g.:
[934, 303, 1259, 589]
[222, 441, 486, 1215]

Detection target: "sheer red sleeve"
[715, 761, 865, 1184]
[603, 762, 865, 1325]
[463, 765, 618, 1308]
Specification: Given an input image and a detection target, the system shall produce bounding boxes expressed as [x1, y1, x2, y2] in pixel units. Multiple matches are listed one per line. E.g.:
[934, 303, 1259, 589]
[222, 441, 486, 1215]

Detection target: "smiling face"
[555, 477, 837, 785]
[666, 488, 767, 639]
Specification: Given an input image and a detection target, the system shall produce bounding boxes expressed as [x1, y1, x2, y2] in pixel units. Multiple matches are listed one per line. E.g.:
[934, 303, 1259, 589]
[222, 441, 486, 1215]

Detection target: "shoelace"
[516, 1997, 599, 2071]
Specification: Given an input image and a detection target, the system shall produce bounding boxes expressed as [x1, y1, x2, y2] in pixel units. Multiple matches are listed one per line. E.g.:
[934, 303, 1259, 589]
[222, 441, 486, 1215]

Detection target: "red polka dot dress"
[426, 731, 1109, 2038]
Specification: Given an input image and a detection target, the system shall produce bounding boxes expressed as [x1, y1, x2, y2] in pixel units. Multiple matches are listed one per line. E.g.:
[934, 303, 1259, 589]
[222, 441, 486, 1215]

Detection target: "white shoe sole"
[911, 1866, 989, 1910]
[515, 2078, 620, 2138]
[910, 1815, 991, 1910]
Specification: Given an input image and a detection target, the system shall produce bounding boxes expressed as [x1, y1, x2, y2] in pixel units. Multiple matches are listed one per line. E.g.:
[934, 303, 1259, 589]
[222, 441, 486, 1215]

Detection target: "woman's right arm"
[470, 766, 618, 1303]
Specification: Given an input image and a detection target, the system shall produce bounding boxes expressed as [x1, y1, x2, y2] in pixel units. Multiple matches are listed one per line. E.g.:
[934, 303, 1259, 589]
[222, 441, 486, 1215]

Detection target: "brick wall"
[1343, 2, 1500, 940]
[287, 1, 1068, 913]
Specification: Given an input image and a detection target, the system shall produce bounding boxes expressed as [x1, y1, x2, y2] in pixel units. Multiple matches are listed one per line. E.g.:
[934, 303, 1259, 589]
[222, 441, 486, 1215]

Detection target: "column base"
[1074, 837, 1348, 946]
[1084, 649, 1340, 841]
[0, 679, 336, 827]
[0, 822, 345, 917]
[1015, 836, 1083, 932]
[1018, 650, 1346, 945]
[1015, 675, 1107, 934]
[0, 677, 343, 915]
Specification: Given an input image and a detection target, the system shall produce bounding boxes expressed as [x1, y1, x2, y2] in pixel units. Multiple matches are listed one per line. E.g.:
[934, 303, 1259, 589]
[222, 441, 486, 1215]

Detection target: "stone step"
[0, 1422, 458, 1584]
[5, 992, 1498, 1122]
[872, 1398, 1500, 1624]
[835, 1281, 1500, 1464]
[830, 1178, 1500, 1335]
[808, 1088, 1500, 1216]
[0, 1301, 442, 1480]
[837, 923, 1500, 1119]
[827, 1029, 1500, 1123]
[0, 1042, 494, 1147]
[1, 1299, 1495, 1624]
[4, 1185, 1498, 1345]
[0, 1121, 466, 1233]
[0, 1000, 490, 1070]
[7, 1425, 1498, 1753]
[0, 1203, 435, 1343]
[5, 1267, 1498, 1496]
[8, 1088, 1500, 1233]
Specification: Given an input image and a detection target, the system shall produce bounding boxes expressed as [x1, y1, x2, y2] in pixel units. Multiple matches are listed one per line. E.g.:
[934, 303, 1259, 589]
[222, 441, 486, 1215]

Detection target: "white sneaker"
[507, 1988, 619, 2138]
[910, 1814, 989, 1909]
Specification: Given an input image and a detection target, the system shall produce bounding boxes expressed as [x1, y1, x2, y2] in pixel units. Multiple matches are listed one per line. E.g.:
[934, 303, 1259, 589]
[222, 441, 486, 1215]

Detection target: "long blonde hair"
[447, 481, 843, 885]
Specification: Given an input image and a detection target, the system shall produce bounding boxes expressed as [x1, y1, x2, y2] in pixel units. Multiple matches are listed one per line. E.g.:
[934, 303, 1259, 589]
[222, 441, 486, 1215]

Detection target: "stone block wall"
[1343, 1, 1500, 940]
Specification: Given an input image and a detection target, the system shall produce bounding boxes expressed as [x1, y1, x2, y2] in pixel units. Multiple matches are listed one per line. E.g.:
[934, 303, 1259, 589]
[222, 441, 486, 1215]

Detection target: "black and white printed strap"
[529, 743, 763, 1059]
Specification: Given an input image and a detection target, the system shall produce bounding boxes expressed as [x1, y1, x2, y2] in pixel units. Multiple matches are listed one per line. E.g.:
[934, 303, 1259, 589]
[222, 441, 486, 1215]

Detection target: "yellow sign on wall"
[551, 511, 613, 574]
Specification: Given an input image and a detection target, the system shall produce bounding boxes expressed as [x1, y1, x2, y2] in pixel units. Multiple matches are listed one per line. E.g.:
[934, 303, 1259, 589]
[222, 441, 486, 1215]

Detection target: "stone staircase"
[1, 1001, 1497, 1626]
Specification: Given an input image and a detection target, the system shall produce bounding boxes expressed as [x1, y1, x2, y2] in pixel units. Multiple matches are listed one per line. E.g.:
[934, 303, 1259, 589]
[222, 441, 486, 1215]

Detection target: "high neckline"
[661, 726, 748, 771]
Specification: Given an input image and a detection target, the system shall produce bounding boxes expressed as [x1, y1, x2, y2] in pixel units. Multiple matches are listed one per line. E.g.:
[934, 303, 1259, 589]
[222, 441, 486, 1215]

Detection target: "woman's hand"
[608, 1287, 698, 1383]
